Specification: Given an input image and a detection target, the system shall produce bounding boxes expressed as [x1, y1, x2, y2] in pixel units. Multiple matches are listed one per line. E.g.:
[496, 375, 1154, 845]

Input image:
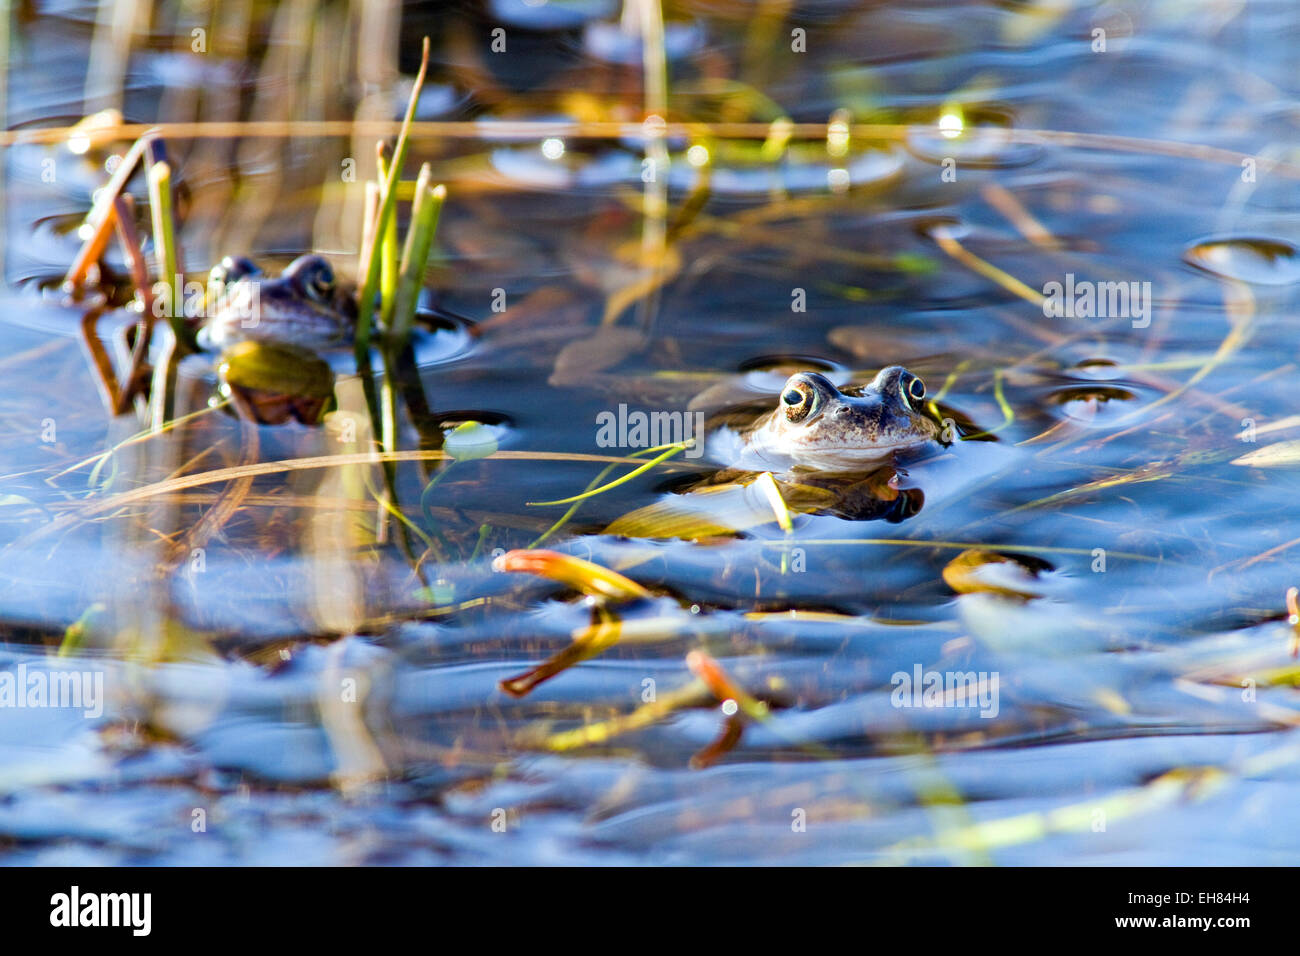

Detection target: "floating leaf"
[499, 605, 625, 697]
[605, 478, 836, 540]
[443, 421, 499, 461]
[412, 580, 456, 606]
[1232, 440, 1300, 468]
[492, 549, 650, 602]
[943, 549, 1053, 599]
[753, 471, 794, 531]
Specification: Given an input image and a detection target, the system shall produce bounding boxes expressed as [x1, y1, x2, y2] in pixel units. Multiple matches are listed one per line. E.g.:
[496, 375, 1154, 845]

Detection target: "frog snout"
[829, 404, 872, 424]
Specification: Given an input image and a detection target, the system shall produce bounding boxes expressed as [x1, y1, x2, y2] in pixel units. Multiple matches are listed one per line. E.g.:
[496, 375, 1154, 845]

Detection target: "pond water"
[1, 0, 1299, 865]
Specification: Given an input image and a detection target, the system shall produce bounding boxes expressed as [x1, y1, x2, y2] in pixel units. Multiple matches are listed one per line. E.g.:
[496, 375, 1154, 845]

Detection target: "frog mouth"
[792, 435, 930, 461]
[745, 424, 935, 471]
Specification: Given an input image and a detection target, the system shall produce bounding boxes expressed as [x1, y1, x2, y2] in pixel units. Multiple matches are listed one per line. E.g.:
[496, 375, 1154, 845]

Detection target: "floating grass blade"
[962, 369, 1014, 440]
[531, 679, 711, 751]
[876, 768, 1222, 864]
[528, 449, 652, 548]
[527, 441, 688, 506]
[928, 224, 1044, 308]
[18, 450, 684, 546]
[52, 399, 224, 485]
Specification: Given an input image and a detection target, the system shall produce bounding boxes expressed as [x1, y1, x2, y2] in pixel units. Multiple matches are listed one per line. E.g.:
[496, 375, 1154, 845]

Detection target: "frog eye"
[781, 381, 817, 423]
[895, 370, 927, 409]
[209, 256, 261, 293]
[284, 255, 336, 303]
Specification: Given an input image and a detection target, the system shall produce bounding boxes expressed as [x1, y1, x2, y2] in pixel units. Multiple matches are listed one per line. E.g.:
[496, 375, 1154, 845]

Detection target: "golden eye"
[907, 375, 926, 402]
[782, 382, 816, 423]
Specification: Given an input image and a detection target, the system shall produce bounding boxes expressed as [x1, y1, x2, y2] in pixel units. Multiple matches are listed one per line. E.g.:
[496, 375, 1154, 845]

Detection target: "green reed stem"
[354, 36, 429, 369]
[388, 171, 445, 353]
[467, 523, 492, 563]
[147, 160, 192, 353]
[375, 145, 400, 330]
[57, 603, 104, 658]
[352, 37, 431, 571]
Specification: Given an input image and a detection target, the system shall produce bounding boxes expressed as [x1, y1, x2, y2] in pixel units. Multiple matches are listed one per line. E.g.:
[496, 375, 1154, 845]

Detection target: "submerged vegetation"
[0, 0, 1298, 865]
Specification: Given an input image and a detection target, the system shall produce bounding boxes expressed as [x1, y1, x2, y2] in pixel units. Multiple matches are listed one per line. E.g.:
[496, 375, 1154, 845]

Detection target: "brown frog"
[198, 254, 357, 352]
[735, 367, 940, 469]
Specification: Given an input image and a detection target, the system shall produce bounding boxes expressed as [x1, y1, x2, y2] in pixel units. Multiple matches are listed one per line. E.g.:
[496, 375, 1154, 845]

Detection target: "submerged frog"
[729, 366, 941, 470]
[198, 253, 357, 352]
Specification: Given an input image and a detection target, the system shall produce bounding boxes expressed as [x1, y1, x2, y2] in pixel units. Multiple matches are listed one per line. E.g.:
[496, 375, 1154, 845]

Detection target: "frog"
[727, 366, 942, 471]
[197, 253, 357, 352]
[148, 254, 355, 425]
[604, 366, 946, 538]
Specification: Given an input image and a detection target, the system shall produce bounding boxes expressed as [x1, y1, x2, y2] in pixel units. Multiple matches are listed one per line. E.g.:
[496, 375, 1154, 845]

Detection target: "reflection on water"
[2, 0, 1300, 864]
